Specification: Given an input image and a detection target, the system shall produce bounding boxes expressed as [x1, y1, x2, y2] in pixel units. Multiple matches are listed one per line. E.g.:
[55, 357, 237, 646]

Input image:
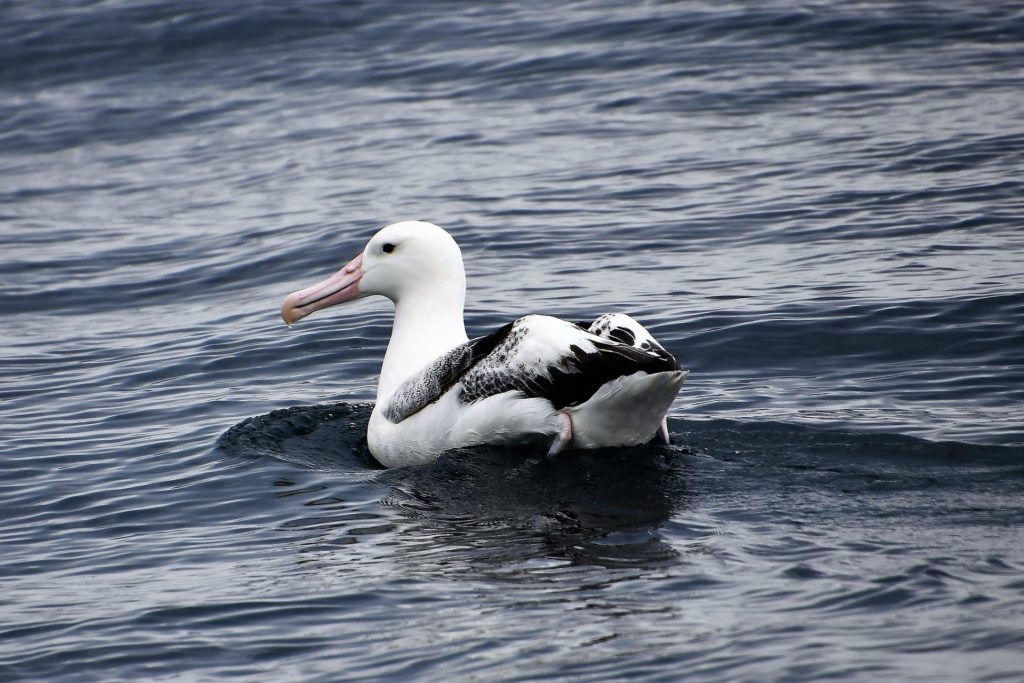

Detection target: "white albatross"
[281, 221, 686, 468]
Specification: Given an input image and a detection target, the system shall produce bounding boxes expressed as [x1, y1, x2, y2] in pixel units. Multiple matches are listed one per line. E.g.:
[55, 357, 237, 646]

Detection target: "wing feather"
[382, 315, 680, 424]
[381, 322, 513, 423]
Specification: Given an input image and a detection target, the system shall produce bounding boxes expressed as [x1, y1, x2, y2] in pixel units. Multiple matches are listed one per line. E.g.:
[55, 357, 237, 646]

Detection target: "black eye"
[382, 243, 395, 254]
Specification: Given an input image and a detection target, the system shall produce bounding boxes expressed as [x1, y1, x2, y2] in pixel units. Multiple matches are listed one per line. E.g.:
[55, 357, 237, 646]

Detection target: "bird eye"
[382, 243, 395, 254]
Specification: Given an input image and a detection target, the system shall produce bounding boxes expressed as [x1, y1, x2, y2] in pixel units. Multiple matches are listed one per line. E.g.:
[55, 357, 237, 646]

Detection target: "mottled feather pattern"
[382, 322, 514, 423]
[383, 315, 679, 424]
[382, 343, 474, 423]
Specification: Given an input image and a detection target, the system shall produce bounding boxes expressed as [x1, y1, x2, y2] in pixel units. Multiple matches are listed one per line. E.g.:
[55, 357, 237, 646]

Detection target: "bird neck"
[376, 280, 468, 403]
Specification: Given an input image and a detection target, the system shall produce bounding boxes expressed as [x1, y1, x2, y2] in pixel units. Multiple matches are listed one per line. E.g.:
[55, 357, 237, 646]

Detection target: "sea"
[2, 1, 1023, 681]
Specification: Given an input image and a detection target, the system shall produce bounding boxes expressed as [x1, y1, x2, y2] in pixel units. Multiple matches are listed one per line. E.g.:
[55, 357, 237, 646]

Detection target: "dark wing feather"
[585, 313, 672, 357]
[459, 318, 680, 411]
[502, 340, 679, 410]
[382, 323, 513, 424]
[384, 317, 680, 424]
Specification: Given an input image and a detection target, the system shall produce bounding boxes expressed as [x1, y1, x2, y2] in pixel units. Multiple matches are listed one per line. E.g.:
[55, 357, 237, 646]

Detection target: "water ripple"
[3, 1, 1024, 680]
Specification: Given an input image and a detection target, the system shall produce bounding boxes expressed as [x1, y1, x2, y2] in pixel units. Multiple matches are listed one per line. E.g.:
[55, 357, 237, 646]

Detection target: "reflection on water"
[381, 445, 692, 575]
[219, 403, 696, 575]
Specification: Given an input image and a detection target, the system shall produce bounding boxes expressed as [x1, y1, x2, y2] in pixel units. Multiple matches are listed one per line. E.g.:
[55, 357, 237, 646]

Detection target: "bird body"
[281, 221, 685, 468]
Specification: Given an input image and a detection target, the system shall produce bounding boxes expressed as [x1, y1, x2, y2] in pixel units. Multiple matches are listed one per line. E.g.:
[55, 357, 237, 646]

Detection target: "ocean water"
[2, 1, 1023, 680]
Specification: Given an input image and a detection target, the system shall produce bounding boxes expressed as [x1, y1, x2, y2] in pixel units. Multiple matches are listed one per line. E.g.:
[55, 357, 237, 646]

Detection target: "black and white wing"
[581, 312, 674, 360]
[382, 314, 680, 424]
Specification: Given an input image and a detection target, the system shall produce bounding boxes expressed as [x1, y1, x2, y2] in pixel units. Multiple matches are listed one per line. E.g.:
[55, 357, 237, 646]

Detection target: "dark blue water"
[3, 1, 1023, 680]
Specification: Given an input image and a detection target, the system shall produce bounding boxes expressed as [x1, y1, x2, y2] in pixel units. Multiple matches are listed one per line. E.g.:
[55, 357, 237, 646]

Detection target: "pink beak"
[281, 251, 365, 325]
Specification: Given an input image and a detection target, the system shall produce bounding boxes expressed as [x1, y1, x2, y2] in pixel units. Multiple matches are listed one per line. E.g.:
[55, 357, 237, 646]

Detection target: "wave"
[218, 401, 1022, 475]
[4, 2, 1021, 90]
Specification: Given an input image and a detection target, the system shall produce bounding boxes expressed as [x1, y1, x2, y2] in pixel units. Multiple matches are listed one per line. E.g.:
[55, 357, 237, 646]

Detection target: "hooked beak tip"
[279, 250, 365, 327]
[280, 293, 304, 326]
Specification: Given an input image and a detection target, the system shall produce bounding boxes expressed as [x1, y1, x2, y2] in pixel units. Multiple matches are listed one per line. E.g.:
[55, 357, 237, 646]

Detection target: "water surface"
[2, 1, 1023, 681]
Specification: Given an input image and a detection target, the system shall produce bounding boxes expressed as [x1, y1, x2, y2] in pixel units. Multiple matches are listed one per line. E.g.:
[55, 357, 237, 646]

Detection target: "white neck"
[376, 279, 468, 403]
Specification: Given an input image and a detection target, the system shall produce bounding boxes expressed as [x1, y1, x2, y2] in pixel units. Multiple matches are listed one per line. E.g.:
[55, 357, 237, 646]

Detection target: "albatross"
[281, 221, 685, 468]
